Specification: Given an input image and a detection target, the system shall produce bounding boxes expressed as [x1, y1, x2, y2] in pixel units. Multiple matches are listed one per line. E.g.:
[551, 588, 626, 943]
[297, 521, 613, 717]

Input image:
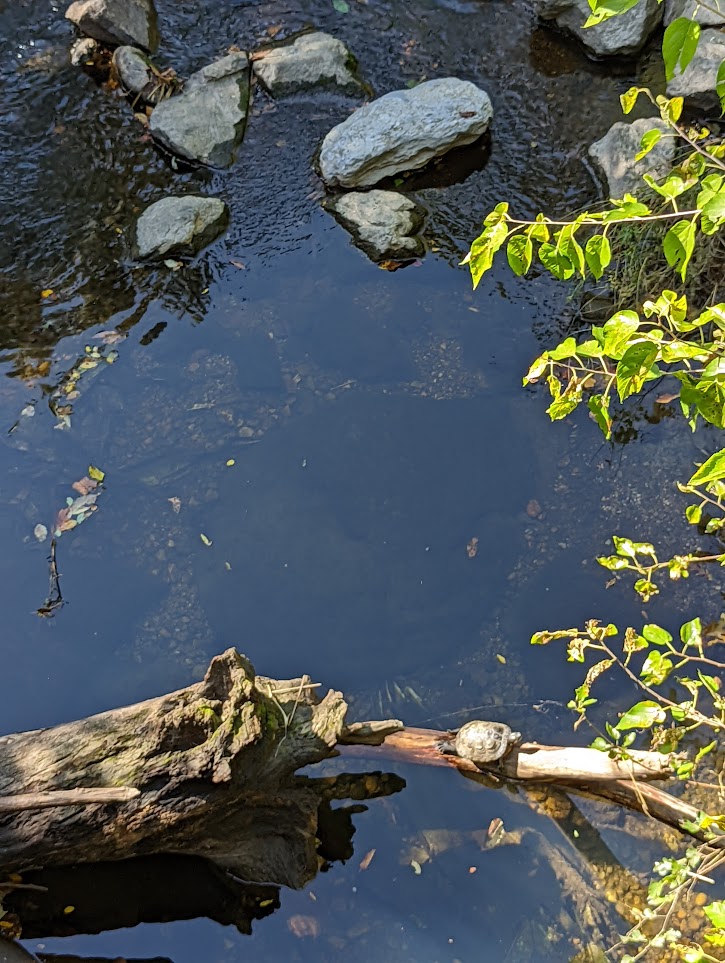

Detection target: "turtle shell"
[454, 720, 520, 764]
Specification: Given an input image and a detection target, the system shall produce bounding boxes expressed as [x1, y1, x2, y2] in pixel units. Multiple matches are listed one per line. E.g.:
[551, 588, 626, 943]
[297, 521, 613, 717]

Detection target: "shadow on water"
[0, 0, 714, 958]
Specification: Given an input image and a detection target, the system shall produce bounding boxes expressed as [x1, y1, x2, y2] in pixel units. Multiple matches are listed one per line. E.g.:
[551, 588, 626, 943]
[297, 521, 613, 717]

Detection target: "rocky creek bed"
[0, 0, 721, 958]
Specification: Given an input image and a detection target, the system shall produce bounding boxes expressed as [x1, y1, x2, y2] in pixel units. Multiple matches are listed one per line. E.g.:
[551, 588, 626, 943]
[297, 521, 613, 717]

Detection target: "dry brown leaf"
[168, 496, 181, 513]
[230, 259, 246, 270]
[72, 476, 99, 495]
[655, 391, 680, 404]
[266, 23, 283, 36]
[466, 536, 479, 559]
[359, 848, 376, 871]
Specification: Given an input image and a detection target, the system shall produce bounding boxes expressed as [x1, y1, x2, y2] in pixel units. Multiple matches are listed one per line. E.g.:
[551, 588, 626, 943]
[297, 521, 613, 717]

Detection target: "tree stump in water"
[0, 648, 403, 888]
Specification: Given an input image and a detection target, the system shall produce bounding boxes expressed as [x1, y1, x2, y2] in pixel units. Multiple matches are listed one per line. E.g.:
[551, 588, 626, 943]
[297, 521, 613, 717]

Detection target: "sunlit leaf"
[584, 234, 611, 280]
[662, 18, 701, 82]
[615, 700, 667, 730]
[616, 342, 659, 402]
[634, 128, 662, 161]
[689, 449, 725, 486]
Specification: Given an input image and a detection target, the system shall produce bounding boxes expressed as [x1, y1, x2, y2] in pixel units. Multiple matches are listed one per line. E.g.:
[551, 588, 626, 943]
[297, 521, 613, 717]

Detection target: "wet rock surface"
[252, 31, 363, 96]
[667, 28, 725, 108]
[319, 77, 492, 188]
[665, 0, 725, 25]
[325, 190, 425, 261]
[112, 45, 163, 103]
[536, 0, 661, 55]
[149, 52, 250, 167]
[135, 195, 229, 258]
[588, 117, 673, 197]
[65, 0, 159, 52]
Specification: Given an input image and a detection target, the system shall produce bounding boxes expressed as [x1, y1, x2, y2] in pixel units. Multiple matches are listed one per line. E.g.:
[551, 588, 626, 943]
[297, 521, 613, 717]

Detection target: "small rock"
[65, 0, 159, 52]
[69, 36, 101, 66]
[588, 118, 674, 197]
[319, 77, 492, 188]
[535, 0, 661, 56]
[665, 0, 725, 25]
[667, 28, 725, 109]
[252, 31, 363, 96]
[135, 196, 229, 258]
[112, 46, 176, 105]
[149, 52, 250, 168]
[325, 190, 425, 261]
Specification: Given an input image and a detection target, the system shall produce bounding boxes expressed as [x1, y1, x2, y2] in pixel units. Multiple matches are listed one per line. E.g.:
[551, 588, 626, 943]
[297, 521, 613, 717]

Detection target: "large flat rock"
[65, 0, 159, 52]
[149, 53, 250, 168]
[318, 77, 492, 188]
[135, 195, 229, 258]
[252, 31, 363, 96]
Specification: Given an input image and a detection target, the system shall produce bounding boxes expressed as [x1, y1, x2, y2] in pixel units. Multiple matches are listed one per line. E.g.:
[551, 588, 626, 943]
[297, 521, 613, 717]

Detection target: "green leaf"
[616, 700, 667, 730]
[332, 0, 349, 11]
[588, 393, 612, 438]
[597, 554, 631, 570]
[717, 60, 725, 113]
[656, 93, 684, 124]
[680, 616, 702, 648]
[704, 900, 725, 929]
[688, 448, 725, 486]
[642, 623, 673, 646]
[643, 172, 693, 200]
[635, 127, 663, 161]
[584, 0, 641, 25]
[662, 18, 701, 82]
[584, 234, 612, 280]
[523, 355, 549, 384]
[466, 220, 509, 289]
[620, 86, 644, 114]
[539, 242, 574, 280]
[590, 736, 612, 751]
[88, 465, 105, 482]
[602, 310, 640, 357]
[641, 649, 674, 685]
[663, 219, 696, 280]
[616, 342, 659, 402]
[547, 384, 583, 420]
[506, 235, 533, 276]
[547, 337, 578, 361]
[702, 192, 725, 221]
[685, 503, 703, 524]
[634, 578, 659, 601]
[613, 535, 637, 557]
[526, 215, 550, 243]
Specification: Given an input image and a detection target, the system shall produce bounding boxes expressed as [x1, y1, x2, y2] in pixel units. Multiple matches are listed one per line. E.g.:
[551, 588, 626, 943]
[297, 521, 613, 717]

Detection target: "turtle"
[438, 720, 521, 766]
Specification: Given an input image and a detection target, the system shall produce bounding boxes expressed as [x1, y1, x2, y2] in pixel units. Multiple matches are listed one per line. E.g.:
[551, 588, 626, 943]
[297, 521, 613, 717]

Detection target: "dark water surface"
[0, 0, 713, 958]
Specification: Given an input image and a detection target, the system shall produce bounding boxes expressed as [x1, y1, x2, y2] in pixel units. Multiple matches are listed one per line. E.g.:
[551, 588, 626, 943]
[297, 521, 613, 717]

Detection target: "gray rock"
[149, 52, 250, 168]
[665, 0, 725, 26]
[65, 0, 158, 52]
[589, 118, 674, 197]
[253, 31, 363, 96]
[326, 190, 425, 260]
[667, 28, 725, 108]
[536, 0, 661, 55]
[135, 196, 229, 258]
[112, 45, 176, 104]
[319, 77, 492, 188]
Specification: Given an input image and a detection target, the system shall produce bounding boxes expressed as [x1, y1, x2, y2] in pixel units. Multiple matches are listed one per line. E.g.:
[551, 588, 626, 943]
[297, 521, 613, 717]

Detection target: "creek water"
[0, 0, 716, 958]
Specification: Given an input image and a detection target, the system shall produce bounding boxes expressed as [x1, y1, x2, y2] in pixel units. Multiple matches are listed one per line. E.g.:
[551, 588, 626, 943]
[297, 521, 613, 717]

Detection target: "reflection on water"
[0, 0, 711, 957]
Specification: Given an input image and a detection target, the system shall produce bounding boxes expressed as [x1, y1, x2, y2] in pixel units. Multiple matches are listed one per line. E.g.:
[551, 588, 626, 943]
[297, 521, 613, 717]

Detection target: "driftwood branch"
[0, 789, 140, 813]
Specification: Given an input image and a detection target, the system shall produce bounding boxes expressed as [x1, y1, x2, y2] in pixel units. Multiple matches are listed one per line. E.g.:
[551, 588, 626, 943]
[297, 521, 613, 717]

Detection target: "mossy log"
[0, 649, 403, 887]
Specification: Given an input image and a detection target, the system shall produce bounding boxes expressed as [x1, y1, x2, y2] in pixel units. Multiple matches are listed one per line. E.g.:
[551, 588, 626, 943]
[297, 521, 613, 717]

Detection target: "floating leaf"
[88, 465, 105, 483]
[34, 524, 48, 542]
[200, 533, 213, 546]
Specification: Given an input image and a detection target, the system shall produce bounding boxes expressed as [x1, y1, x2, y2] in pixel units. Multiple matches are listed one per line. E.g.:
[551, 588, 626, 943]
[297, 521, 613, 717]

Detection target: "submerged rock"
[65, 0, 159, 53]
[252, 31, 363, 96]
[667, 29, 725, 108]
[665, 0, 725, 26]
[325, 190, 425, 261]
[135, 196, 229, 258]
[319, 78, 492, 188]
[149, 52, 250, 168]
[536, 0, 661, 56]
[589, 118, 674, 197]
